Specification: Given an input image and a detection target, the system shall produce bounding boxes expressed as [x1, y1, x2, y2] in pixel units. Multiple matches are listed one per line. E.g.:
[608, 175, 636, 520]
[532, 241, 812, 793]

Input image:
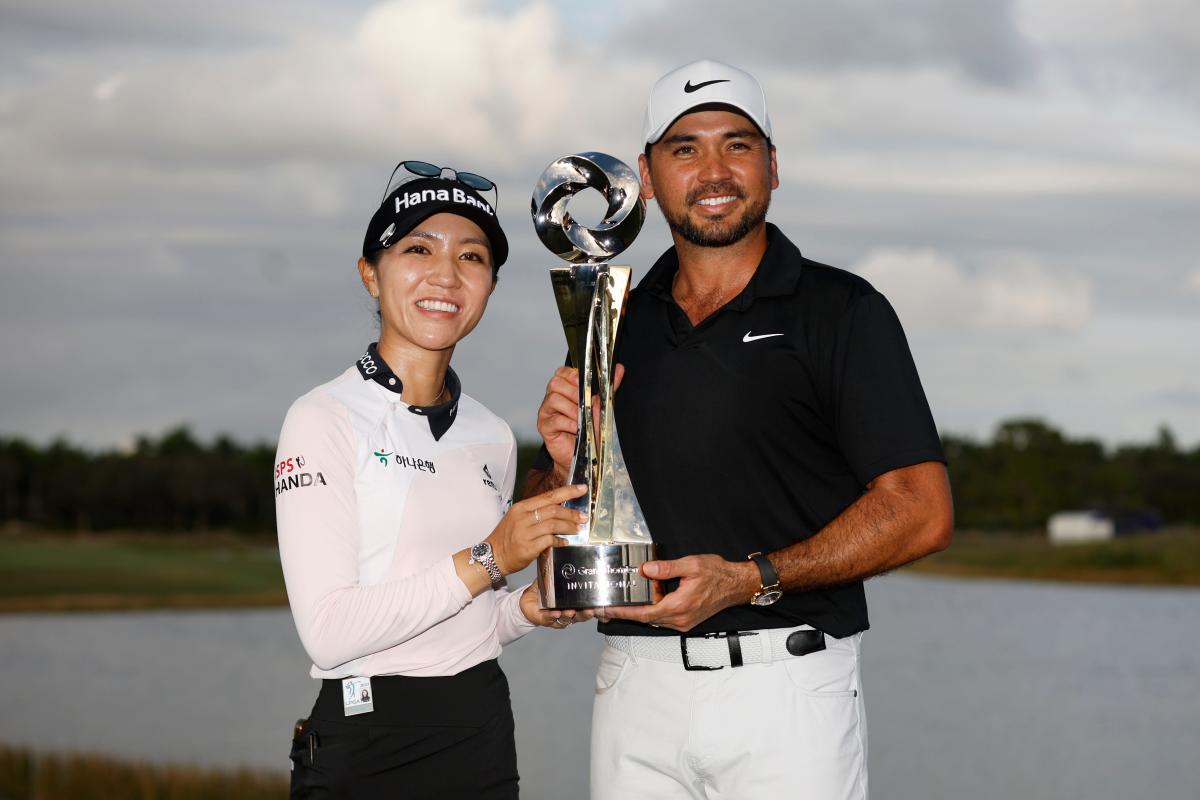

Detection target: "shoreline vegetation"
[2, 528, 1197, 614]
[3, 419, 1198, 614]
[0, 532, 286, 613]
[0, 743, 287, 799]
[5, 419, 1199, 537]
[908, 528, 1200, 587]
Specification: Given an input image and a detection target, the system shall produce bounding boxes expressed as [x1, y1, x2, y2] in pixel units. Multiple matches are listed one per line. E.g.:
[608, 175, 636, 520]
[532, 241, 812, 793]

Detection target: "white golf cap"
[643, 59, 772, 145]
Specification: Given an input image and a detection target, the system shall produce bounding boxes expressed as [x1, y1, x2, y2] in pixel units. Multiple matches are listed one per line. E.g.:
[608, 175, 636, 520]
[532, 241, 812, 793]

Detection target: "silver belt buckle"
[679, 630, 758, 671]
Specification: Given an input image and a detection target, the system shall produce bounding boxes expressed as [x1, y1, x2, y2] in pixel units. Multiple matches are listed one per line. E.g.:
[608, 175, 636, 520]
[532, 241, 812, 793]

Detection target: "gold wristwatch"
[748, 552, 783, 606]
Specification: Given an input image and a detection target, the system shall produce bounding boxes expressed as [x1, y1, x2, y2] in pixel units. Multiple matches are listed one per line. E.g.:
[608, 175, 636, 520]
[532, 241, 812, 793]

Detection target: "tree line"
[0, 428, 277, 533]
[1, 419, 1196, 535]
[943, 419, 1197, 530]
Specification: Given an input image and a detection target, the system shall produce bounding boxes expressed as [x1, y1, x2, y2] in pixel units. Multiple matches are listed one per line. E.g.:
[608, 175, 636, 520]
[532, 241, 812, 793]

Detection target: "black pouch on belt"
[785, 629, 827, 657]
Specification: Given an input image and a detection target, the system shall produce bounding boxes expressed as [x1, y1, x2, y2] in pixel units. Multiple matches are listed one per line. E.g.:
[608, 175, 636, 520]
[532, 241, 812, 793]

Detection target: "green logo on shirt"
[372, 450, 437, 474]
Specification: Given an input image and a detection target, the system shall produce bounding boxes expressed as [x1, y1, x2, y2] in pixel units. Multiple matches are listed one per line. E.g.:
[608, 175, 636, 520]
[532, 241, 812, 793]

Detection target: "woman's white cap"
[642, 59, 772, 145]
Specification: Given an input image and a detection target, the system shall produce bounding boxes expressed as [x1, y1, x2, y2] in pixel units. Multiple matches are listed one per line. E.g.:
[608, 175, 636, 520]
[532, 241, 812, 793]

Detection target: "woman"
[276, 161, 588, 798]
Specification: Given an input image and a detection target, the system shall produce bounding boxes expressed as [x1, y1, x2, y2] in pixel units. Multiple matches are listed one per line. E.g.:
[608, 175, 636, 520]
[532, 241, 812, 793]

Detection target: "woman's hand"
[486, 483, 588, 576]
[519, 582, 596, 629]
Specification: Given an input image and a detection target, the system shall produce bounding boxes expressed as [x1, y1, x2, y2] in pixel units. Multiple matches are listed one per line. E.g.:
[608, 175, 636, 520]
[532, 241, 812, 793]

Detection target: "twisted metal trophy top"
[531, 152, 646, 264]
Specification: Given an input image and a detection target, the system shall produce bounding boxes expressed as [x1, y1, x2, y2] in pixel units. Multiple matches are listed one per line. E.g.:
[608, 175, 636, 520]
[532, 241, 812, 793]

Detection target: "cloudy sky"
[2, 0, 1198, 451]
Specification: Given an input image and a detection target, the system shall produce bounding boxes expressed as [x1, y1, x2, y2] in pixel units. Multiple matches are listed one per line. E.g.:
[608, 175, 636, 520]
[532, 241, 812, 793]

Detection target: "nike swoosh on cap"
[743, 332, 784, 342]
[684, 78, 731, 93]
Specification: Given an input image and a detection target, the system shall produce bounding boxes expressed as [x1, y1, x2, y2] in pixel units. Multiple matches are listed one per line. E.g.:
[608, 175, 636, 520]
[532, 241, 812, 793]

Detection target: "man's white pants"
[590, 629, 868, 799]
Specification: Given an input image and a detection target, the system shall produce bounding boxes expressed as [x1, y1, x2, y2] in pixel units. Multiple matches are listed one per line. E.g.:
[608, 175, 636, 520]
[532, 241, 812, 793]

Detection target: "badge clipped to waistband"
[342, 676, 374, 716]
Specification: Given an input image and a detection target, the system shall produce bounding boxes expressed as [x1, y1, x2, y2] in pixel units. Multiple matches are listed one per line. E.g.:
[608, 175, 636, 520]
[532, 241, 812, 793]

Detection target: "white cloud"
[852, 249, 1091, 331]
[1016, 0, 1200, 53]
[771, 66, 1200, 198]
[92, 72, 126, 102]
[1, 0, 645, 176]
[616, 0, 1032, 86]
[1185, 268, 1200, 294]
[0, 0, 663, 242]
[975, 255, 1091, 330]
[0, 0, 349, 46]
[911, 311, 1200, 446]
[6, 0, 1198, 219]
[3, 0, 1200, 450]
[1015, 0, 1200, 102]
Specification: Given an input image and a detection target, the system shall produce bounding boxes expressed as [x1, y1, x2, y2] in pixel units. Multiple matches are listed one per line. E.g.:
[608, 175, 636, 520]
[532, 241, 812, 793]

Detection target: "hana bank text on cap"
[362, 176, 509, 269]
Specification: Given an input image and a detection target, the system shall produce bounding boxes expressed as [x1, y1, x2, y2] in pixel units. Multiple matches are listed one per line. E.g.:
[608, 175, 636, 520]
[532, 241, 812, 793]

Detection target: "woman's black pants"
[289, 659, 519, 799]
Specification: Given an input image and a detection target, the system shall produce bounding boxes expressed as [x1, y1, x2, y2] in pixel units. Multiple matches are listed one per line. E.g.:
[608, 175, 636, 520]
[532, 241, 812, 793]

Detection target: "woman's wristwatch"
[747, 551, 783, 606]
[469, 542, 504, 588]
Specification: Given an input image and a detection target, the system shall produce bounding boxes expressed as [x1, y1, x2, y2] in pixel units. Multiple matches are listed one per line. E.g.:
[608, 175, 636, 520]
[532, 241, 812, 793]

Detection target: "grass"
[0, 532, 286, 613]
[0, 743, 287, 800]
[906, 528, 1200, 586]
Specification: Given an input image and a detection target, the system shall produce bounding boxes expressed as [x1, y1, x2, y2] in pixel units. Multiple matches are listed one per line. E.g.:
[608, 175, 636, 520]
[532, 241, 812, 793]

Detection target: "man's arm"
[599, 460, 953, 631]
[773, 460, 953, 591]
[521, 466, 563, 501]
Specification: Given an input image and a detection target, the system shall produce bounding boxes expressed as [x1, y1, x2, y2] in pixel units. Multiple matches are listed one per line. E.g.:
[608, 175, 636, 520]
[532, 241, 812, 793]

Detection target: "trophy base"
[537, 543, 659, 610]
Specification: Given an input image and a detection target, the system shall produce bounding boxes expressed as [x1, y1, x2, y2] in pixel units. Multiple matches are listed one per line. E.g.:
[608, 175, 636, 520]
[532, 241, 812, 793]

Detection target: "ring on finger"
[554, 617, 570, 627]
[534, 508, 541, 523]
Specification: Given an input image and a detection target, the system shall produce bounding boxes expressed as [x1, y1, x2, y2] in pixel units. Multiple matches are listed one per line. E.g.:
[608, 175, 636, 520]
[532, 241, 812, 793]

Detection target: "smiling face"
[640, 109, 778, 248]
[358, 212, 497, 356]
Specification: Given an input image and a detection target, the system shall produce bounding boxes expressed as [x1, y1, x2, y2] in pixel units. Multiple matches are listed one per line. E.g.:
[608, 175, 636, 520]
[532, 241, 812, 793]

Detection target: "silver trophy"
[531, 152, 659, 609]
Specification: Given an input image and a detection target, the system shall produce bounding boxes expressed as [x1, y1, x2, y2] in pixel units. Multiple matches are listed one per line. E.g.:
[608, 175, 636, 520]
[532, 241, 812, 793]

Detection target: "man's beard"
[662, 183, 771, 248]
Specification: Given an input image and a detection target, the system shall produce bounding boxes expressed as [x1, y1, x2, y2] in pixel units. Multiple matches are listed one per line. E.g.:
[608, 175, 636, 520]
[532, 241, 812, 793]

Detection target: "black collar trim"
[356, 342, 403, 392]
[355, 342, 462, 441]
[636, 223, 805, 309]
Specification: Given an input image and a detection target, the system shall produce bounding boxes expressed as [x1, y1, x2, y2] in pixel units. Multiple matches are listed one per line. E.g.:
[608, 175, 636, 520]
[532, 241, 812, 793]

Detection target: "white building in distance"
[1048, 511, 1115, 544]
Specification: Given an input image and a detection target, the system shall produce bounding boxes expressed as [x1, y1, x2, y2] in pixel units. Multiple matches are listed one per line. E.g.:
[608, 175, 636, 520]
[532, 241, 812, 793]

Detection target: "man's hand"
[597, 555, 758, 632]
[535, 364, 625, 481]
[535, 366, 580, 480]
[596, 461, 953, 625]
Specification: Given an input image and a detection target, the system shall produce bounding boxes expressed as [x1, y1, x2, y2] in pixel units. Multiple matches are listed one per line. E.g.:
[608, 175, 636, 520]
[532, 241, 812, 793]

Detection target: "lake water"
[1, 574, 1197, 800]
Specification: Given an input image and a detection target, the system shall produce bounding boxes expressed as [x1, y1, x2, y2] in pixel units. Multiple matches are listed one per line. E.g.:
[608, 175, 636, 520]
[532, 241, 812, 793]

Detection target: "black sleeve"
[530, 443, 553, 472]
[831, 292, 945, 485]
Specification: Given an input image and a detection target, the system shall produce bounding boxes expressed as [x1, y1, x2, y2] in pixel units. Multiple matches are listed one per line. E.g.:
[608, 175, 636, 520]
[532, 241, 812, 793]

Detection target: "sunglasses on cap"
[381, 160, 499, 206]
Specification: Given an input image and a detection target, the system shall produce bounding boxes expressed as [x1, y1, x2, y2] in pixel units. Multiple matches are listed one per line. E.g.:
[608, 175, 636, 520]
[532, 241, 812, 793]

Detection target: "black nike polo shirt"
[595, 223, 945, 639]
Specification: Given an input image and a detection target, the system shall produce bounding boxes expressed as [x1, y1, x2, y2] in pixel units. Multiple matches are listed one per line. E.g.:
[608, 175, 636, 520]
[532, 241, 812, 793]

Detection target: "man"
[527, 59, 953, 799]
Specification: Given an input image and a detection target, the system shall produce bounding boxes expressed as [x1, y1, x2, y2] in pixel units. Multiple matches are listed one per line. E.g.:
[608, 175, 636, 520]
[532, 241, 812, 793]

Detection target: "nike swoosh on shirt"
[684, 79, 730, 93]
[743, 332, 784, 343]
